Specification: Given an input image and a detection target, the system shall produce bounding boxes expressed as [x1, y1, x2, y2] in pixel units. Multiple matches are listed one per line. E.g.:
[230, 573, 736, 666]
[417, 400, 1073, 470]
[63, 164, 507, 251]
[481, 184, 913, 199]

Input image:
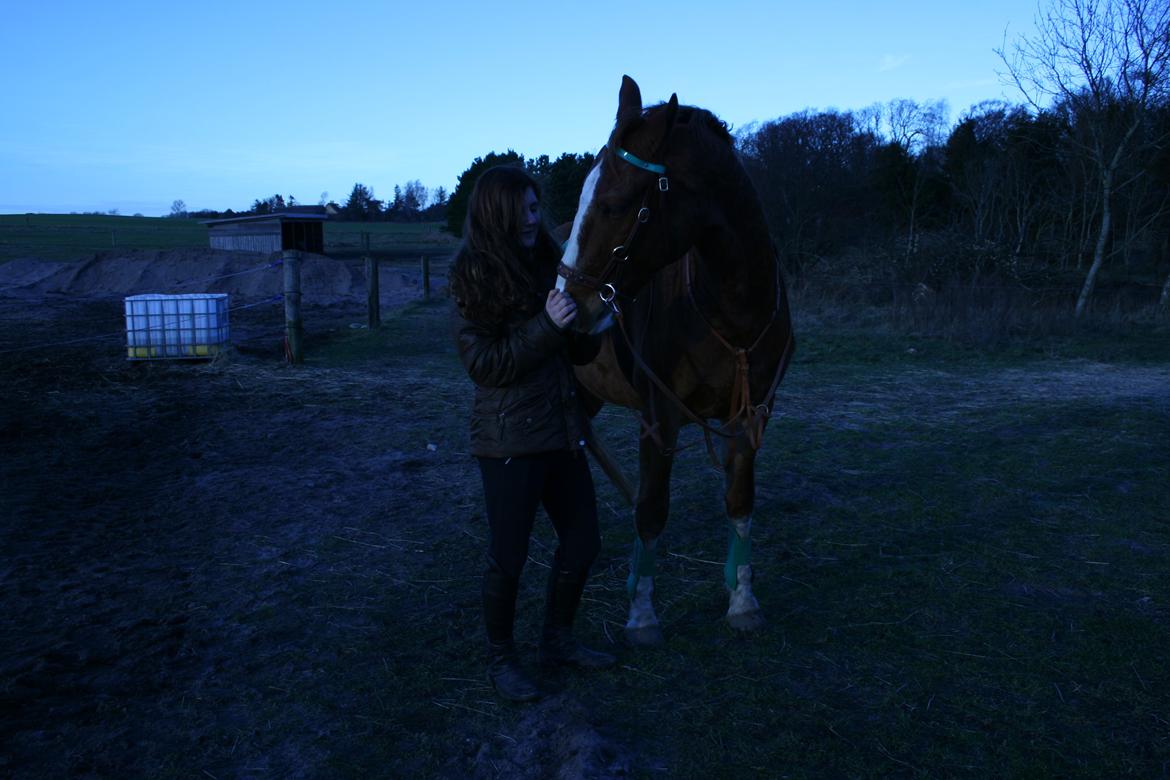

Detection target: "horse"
[555, 76, 795, 645]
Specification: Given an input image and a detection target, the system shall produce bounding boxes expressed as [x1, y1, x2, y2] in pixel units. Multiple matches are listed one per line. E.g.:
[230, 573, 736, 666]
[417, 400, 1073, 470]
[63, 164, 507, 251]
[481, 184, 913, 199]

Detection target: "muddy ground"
[0, 273, 643, 778]
[2, 254, 1169, 777]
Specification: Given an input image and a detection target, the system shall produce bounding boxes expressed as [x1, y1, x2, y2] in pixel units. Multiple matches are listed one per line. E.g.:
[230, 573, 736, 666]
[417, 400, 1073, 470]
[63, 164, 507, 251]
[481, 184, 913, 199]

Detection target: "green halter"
[615, 147, 666, 175]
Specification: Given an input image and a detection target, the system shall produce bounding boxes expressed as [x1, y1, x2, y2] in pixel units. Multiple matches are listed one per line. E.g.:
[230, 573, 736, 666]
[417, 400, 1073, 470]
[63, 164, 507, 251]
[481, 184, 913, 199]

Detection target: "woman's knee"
[562, 528, 601, 574]
[486, 548, 527, 581]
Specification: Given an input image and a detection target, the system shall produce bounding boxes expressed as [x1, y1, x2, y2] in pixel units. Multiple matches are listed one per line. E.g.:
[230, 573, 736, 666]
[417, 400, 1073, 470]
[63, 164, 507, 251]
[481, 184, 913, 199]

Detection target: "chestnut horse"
[557, 76, 795, 645]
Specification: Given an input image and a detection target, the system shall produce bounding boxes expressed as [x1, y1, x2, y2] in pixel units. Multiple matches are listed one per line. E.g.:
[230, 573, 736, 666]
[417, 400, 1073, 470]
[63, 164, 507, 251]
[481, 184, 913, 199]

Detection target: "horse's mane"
[645, 103, 733, 146]
[641, 101, 769, 242]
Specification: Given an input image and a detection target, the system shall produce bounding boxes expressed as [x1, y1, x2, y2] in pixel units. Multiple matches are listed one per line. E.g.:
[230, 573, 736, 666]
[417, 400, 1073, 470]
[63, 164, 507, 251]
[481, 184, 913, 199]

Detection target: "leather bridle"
[556, 145, 672, 313]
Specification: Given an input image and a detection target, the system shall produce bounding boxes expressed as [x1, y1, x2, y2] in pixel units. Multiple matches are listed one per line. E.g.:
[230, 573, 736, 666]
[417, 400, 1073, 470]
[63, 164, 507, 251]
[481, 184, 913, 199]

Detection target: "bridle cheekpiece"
[557, 143, 673, 314]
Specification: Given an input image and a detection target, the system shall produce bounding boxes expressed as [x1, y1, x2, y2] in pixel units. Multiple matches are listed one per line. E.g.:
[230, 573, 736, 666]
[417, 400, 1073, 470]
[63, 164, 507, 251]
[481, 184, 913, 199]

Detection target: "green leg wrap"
[724, 525, 752, 590]
[627, 537, 657, 598]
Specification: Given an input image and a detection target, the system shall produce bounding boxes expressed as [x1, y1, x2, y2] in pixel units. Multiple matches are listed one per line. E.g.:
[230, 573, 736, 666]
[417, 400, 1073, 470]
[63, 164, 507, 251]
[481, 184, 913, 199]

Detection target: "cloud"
[878, 54, 911, 73]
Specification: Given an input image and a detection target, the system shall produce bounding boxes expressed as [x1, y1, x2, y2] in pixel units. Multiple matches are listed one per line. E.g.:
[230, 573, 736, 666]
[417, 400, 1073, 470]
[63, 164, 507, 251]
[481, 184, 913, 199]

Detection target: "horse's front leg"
[625, 421, 678, 646]
[723, 432, 765, 631]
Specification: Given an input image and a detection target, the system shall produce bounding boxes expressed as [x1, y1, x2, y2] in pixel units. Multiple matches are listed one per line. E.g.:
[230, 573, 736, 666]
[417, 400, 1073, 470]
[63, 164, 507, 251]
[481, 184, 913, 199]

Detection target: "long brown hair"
[448, 165, 559, 324]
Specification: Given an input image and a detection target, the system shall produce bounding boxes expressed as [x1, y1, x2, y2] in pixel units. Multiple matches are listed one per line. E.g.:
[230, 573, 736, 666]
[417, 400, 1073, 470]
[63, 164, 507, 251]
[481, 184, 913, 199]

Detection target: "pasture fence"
[0, 246, 448, 362]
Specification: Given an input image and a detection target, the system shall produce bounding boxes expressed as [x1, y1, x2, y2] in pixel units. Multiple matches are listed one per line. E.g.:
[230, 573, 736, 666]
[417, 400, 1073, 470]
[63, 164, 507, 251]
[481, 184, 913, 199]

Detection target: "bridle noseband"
[557, 145, 672, 314]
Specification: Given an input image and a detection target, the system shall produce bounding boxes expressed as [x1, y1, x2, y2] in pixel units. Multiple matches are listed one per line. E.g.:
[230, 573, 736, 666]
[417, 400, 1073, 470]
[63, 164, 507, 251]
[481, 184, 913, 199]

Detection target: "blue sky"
[0, 0, 1040, 216]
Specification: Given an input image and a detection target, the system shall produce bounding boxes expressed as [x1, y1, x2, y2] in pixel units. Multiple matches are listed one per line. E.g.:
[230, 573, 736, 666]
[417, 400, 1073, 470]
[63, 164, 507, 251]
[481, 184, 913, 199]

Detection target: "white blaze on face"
[555, 162, 603, 292]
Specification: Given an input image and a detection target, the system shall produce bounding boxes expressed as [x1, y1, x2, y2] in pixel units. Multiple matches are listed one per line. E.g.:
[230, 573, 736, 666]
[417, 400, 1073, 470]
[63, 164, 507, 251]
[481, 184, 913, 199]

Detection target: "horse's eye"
[597, 199, 627, 219]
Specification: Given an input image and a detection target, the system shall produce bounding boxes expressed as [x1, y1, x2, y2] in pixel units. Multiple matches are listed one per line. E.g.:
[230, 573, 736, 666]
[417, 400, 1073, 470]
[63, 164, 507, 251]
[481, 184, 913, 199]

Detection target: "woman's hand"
[545, 289, 577, 329]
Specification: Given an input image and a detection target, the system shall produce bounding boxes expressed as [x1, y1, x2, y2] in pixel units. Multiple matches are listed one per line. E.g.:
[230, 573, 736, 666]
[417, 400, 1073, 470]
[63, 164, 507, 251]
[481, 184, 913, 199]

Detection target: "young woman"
[448, 165, 615, 702]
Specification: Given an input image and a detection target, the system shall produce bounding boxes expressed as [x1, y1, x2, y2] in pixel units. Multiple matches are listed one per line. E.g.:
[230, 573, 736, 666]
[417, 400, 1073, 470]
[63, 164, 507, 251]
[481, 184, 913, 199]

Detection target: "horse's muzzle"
[565, 288, 616, 336]
[588, 308, 616, 335]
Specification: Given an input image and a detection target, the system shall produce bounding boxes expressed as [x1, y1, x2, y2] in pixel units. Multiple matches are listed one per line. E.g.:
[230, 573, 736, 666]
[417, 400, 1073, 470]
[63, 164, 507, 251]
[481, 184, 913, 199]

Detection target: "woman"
[449, 165, 615, 703]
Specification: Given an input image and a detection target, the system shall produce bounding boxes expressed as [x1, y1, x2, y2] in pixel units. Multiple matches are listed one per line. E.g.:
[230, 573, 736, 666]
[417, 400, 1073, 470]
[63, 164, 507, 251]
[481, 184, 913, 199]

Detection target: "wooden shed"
[204, 207, 328, 253]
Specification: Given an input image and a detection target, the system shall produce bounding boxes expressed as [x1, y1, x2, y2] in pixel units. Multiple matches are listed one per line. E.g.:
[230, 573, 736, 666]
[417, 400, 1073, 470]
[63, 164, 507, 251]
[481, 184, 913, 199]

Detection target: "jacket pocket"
[499, 392, 553, 433]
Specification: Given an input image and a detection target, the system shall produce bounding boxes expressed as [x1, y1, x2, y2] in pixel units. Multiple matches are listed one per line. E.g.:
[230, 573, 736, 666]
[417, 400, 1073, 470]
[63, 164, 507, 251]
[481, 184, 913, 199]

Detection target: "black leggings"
[477, 450, 600, 581]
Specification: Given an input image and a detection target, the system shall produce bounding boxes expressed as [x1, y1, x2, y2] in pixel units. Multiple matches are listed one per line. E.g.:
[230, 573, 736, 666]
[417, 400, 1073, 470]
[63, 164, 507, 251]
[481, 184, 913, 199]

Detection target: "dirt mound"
[0, 249, 424, 306]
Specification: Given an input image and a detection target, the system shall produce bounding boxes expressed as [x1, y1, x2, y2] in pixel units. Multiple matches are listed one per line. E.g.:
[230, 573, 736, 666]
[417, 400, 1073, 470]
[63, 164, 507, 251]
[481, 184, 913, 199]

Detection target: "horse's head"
[557, 75, 712, 334]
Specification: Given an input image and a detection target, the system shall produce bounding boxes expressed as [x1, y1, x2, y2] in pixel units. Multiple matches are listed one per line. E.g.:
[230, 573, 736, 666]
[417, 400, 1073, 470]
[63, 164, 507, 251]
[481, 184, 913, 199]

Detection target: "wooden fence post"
[366, 255, 381, 329]
[283, 249, 303, 364]
[421, 256, 430, 301]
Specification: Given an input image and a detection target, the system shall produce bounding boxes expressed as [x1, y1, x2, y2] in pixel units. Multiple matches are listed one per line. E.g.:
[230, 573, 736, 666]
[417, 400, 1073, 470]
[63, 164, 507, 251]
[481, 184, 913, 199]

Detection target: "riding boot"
[539, 568, 616, 669]
[482, 562, 540, 702]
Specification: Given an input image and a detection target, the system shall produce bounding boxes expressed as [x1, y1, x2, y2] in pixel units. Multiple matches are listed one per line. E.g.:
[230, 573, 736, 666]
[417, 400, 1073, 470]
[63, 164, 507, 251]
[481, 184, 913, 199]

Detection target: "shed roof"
[202, 210, 329, 227]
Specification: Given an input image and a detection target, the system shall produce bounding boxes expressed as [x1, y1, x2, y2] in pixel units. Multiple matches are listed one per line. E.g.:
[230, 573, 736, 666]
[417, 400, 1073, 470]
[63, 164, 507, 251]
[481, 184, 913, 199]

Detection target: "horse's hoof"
[624, 625, 664, 646]
[726, 609, 766, 632]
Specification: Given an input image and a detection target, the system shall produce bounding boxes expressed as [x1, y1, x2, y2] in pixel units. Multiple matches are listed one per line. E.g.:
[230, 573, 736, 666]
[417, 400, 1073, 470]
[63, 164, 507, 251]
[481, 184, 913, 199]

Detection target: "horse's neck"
[690, 217, 777, 343]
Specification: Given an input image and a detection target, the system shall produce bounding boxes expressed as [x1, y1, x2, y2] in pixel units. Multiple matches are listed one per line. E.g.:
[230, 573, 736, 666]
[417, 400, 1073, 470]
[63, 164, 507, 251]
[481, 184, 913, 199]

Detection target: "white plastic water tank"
[124, 293, 230, 360]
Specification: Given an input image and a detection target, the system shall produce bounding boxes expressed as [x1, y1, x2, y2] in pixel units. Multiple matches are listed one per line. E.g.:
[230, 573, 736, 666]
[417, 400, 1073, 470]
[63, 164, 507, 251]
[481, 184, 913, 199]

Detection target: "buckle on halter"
[658, 177, 669, 192]
[612, 245, 627, 261]
[637, 207, 650, 223]
[600, 283, 621, 313]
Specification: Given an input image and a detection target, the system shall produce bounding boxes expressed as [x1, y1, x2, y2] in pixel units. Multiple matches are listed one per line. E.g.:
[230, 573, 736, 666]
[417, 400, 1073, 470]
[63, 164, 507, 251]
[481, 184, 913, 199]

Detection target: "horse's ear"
[663, 93, 679, 128]
[617, 75, 642, 126]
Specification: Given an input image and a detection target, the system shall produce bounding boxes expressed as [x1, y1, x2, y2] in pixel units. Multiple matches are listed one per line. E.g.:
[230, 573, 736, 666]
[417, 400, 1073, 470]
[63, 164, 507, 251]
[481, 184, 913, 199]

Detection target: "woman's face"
[518, 187, 540, 249]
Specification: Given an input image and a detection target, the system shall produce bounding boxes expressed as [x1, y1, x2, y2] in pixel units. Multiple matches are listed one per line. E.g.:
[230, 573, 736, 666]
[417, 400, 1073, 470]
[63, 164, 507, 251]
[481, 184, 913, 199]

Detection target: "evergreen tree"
[343, 183, 379, 221]
[447, 150, 525, 235]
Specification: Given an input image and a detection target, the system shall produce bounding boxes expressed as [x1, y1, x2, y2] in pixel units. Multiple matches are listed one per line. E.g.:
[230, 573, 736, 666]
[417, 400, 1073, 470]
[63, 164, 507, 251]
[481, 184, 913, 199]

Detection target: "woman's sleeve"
[454, 307, 567, 387]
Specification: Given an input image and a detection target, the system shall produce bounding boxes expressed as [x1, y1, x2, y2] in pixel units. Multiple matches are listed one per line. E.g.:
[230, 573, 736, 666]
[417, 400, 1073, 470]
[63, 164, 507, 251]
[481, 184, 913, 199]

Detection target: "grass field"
[2, 229, 1168, 776]
[313, 304, 1170, 777]
[0, 214, 456, 263]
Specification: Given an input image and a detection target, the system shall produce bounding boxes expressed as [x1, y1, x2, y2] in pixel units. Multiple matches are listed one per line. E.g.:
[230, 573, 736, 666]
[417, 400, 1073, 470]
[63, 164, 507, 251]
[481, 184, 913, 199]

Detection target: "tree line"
[172, 1, 1167, 316]
[170, 181, 451, 223]
[444, 89, 1167, 317]
[443, 0, 1170, 318]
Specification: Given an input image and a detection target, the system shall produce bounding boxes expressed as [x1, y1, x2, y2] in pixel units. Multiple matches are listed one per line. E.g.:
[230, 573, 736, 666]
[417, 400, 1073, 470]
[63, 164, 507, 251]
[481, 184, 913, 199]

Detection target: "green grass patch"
[0, 213, 209, 262]
[324, 221, 457, 262]
[305, 299, 458, 368]
[293, 305, 1170, 775]
[794, 320, 1170, 366]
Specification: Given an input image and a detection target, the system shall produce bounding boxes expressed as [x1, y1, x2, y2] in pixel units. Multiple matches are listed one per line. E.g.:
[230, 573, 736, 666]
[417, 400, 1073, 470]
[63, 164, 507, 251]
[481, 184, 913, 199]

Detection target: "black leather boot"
[483, 563, 540, 702]
[540, 568, 616, 670]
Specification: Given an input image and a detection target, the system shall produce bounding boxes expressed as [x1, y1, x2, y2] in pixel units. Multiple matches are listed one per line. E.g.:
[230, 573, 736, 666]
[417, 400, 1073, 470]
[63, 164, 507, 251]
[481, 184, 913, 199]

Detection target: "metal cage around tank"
[124, 293, 230, 360]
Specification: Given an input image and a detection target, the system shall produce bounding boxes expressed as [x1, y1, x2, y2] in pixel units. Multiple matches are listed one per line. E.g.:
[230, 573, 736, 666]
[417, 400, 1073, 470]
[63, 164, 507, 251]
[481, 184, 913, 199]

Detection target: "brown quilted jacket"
[453, 273, 601, 458]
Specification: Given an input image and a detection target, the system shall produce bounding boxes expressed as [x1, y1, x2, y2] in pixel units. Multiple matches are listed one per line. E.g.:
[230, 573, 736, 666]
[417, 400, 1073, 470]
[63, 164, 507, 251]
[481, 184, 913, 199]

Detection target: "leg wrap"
[724, 523, 752, 590]
[626, 537, 657, 598]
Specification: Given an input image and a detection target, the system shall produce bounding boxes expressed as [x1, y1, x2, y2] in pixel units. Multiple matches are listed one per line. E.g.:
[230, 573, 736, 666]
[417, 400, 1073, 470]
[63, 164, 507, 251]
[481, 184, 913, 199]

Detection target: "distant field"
[325, 221, 457, 262]
[0, 214, 457, 263]
[0, 214, 208, 262]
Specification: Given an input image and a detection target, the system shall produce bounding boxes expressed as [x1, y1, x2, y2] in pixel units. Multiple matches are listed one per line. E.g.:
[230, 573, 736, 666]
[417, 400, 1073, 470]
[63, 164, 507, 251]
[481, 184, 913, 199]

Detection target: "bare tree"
[876, 98, 949, 260]
[998, 0, 1170, 316]
[403, 180, 428, 217]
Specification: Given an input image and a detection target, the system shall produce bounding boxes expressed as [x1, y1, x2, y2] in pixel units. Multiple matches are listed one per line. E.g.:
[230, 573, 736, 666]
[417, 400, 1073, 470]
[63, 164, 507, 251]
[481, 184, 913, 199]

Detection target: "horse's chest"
[575, 336, 644, 410]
